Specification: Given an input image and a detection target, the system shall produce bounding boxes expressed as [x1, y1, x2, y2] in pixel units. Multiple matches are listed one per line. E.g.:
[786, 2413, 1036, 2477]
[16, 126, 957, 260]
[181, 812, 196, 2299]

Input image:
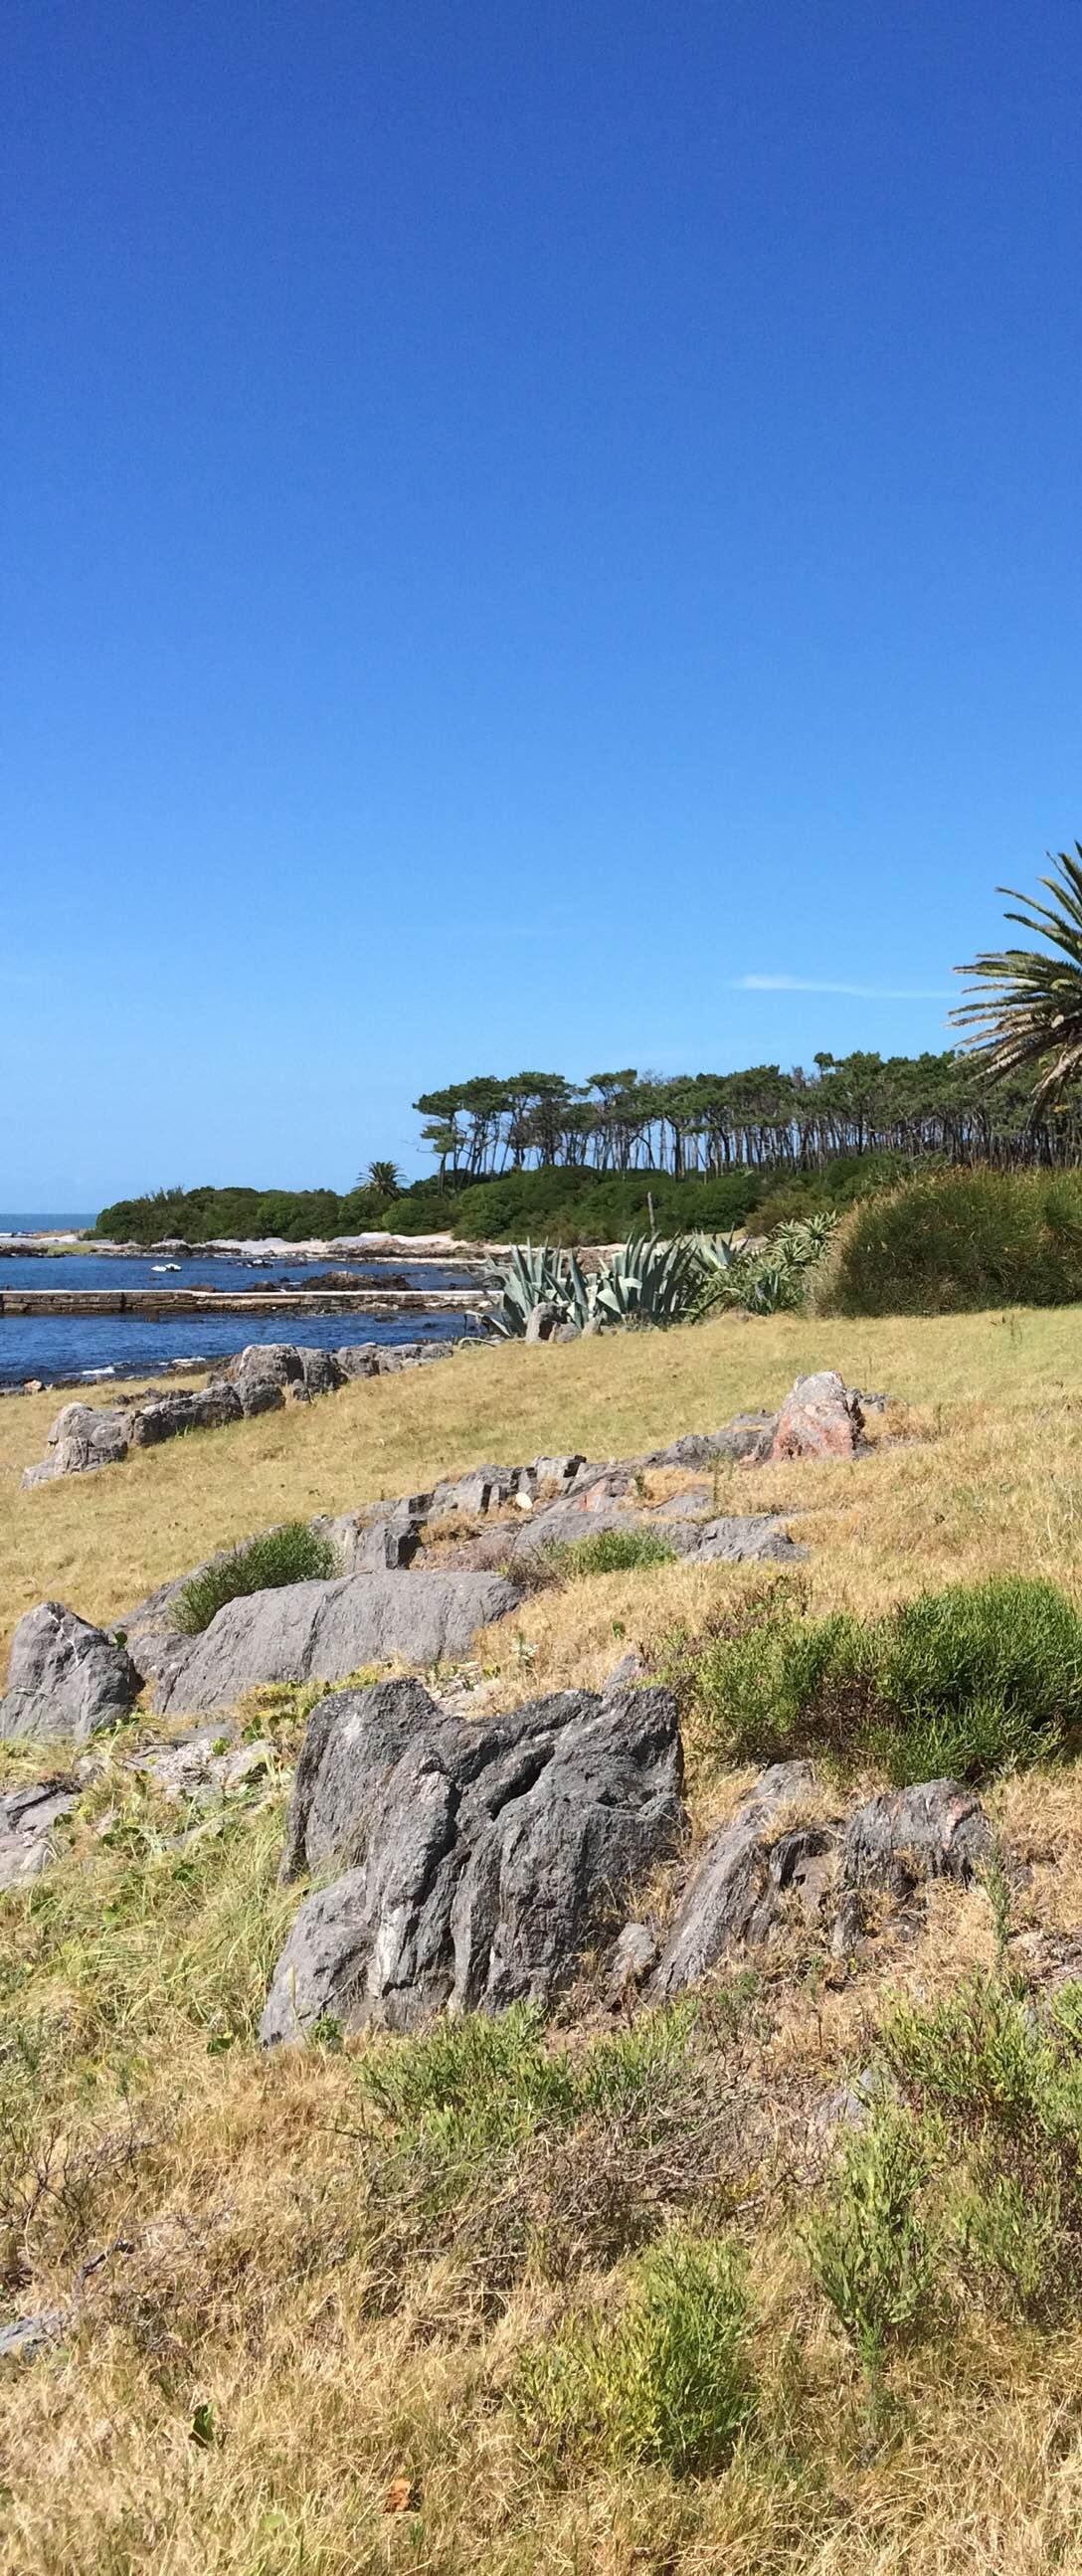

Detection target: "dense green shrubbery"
[660, 1576, 1082, 1783]
[548, 1528, 676, 1578]
[171, 1522, 339, 1636]
[93, 1153, 921, 1247]
[818, 1167, 1082, 1315]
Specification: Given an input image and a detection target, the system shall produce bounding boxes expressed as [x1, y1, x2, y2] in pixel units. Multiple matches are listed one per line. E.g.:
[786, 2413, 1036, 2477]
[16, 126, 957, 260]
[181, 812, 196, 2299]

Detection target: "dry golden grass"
[5, 1307, 1082, 2570]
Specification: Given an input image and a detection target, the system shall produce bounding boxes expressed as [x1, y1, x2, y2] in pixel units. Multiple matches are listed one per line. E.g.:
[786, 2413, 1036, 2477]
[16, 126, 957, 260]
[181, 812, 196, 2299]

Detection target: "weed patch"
[170, 1522, 339, 1635]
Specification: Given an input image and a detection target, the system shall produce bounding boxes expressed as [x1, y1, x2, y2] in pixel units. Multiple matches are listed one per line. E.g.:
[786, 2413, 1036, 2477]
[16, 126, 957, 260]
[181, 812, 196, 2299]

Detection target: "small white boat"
[150, 1262, 182, 1273]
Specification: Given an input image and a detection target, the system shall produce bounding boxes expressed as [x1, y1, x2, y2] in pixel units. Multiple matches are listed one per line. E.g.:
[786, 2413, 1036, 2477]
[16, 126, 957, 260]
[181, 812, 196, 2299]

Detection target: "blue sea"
[0, 1239, 482, 1387]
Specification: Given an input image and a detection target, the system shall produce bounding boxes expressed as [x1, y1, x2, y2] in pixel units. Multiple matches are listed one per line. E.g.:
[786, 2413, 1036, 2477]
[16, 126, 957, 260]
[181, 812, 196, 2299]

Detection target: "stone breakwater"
[0, 1286, 492, 1319]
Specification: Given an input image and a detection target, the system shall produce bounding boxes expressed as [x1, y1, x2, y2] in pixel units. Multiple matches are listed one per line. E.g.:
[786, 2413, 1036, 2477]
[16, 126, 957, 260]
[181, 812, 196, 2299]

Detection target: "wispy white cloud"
[732, 974, 953, 1001]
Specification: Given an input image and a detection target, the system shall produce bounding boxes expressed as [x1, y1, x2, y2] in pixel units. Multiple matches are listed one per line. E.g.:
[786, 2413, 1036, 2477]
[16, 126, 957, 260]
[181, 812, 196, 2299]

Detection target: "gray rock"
[644, 1416, 778, 1469]
[128, 1383, 245, 1445]
[533, 1455, 587, 1487]
[606, 1921, 659, 2007]
[524, 1301, 562, 1343]
[841, 1778, 992, 1896]
[0, 1775, 81, 1889]
[673, 1514, 808, 1566]
[355, 1513, 422, 1571]
[0, 1604, 142, 1744]
[22, 1402, 131, 1484]
[653, 1761, 822, 1998]
[263, 1680, 685, 2041]
[0, 2311, 66, 2362]
[154, 1569, 523, 1717]
[333, 1344, 381, 1380]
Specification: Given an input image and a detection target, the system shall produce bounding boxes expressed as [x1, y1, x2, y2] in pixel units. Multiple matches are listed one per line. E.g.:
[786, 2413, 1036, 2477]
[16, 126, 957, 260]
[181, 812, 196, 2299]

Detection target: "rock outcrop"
[0, 1603, 141, 1743]
[652, 1762, 832, 1997]
[153, 1569, 523, 1717]
[262, 1679, 685, 2042]
[765, 1371, 865, 1464]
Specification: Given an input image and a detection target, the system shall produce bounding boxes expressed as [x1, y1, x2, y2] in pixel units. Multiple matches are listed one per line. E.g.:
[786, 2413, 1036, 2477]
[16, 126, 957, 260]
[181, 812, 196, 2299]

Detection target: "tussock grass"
[170, 1519, 339, 1635]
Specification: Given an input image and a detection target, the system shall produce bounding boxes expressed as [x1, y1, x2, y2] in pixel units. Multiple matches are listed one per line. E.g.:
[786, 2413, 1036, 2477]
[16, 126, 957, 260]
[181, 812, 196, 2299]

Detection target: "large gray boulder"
[153, 1568, 523, 1716]
[262, 1680, 685, 2041]
[0, 1604, 141, 1743]
[21, 1402, 131, 1486]
[217, 1344, 345, 1414]
[653, 1761, 825, 1998]
[128, 1383, 244, 1445]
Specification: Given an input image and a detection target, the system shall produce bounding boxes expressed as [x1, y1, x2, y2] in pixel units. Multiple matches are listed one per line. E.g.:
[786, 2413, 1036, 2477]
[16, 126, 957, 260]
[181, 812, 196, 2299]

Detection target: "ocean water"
[0, 1251, 483, 1386]
[0, 1213, 94, 1233]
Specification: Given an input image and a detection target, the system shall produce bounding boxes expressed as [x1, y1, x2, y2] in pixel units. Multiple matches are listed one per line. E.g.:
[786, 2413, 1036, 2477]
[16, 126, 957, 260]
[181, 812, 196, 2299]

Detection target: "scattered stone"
[128, 1383, 245, 1444]
[22, 1401, 131, 1484]
[0, 2312, 66, 2362]
[153, 1569, 523, 1717]
[607, 1921, 659, 2007]
[262, 1679, 685, 2041]
[667, 1514, 807, 1565]
[0, 1776, 81, 1889]
[0, 1604, 142, 1744]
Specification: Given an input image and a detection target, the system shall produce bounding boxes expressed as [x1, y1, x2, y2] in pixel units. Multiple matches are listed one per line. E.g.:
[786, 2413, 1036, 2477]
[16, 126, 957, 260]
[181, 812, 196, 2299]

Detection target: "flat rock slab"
[0, 1603, 141, 1744]
[154, 1569, 523, 1716]
[263, 1678, 685, 2041]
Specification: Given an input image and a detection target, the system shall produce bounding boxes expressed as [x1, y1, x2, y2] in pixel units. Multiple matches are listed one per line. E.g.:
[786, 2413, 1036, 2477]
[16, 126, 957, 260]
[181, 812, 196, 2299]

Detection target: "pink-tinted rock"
[767, 1371, 864, 1464]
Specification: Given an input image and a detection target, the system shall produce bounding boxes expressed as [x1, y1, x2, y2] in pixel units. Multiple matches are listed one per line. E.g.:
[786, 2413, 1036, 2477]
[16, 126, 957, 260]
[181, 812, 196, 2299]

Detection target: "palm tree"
[952, 845, 1082, 1110]
[362, 1160, 404, 1197]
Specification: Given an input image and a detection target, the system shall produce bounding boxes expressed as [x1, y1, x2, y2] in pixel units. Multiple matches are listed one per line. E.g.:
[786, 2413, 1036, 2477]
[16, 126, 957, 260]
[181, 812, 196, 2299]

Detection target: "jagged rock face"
[0, 1604, 141, 1744]
[652, 1762, 826, 1997]
[152, 1569, 523, 1716]
[261, 1681, 686, 2042]
[842, 1778, 992, 1892]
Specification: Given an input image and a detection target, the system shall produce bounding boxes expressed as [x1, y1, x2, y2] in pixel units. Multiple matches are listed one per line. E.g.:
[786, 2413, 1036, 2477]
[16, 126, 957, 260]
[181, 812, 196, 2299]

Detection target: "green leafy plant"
[170, 1522, 339, 1636]
[546, 1528, 676, 1578]
[817, 1166, 1082, 1317]
[659, 1575, 1082, 1783]
[512, 2231, 756, 2475]
[806, 2110, 937, 2369]
[952, 843, 1082, 1109]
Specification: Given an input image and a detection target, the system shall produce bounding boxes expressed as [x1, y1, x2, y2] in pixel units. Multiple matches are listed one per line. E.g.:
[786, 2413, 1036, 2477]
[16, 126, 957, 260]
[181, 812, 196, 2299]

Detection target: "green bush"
[808, 1976, 1082, 2363]
[512, 2231, 756, 2475]
[171, 1522, 339, 1636]
[548, 1528, 676, 1578]
[818, 1166, 1082, 1316]
[660, 1576, 1082, 1783]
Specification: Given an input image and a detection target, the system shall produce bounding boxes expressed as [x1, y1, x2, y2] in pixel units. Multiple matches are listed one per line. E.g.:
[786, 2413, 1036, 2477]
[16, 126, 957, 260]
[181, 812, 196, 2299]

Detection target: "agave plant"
[693, 1213, 838, 1319]
[484, 1241, 593, 1339]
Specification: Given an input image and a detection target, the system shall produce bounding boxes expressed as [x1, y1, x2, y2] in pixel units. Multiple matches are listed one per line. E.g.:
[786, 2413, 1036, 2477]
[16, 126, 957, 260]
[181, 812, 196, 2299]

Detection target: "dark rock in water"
[153, 1569, 523, 1716]
[262, 1680, 685, 2041]
[653, 1762, 828, 1998]
[0, 1603, 141, 1744]
[304, 1269, 410, 1291]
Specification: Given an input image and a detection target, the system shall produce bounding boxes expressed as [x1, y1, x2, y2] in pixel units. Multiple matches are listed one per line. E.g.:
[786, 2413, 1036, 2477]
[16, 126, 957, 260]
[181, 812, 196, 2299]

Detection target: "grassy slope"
[3, 1312, 1082, 2571]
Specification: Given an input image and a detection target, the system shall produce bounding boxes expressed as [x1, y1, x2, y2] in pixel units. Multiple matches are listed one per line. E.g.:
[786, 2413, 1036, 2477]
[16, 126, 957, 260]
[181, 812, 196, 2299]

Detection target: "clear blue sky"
[4, 0, 1079, 1205]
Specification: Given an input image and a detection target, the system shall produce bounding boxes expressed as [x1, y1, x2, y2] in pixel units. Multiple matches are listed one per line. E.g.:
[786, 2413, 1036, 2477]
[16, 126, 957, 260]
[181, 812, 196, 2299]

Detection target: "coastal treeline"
[93, 1044, 1082, 1245]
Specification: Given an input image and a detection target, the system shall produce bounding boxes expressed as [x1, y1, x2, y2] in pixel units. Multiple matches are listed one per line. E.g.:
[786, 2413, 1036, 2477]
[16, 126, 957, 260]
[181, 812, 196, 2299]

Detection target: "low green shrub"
[511, 2231, 756, 2476]
[170, 1522, 339, 1636]
[817, 1166, 1082, 1316]
[548, 1528, 676, 1578]
[659, 1575, 1082, 1783]
[809, 1976, 1082, 2364]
